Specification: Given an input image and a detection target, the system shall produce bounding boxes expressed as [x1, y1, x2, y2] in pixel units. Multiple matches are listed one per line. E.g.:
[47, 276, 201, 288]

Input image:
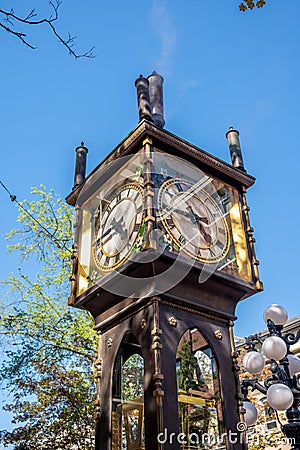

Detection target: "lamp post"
[240, 304, 300, 449]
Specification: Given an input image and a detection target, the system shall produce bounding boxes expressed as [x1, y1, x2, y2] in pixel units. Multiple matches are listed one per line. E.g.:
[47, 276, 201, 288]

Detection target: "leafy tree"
[122, 354, 144, 401]
[0, 1, 94, 58]
[177, 338, 205, 392]
[239, 0, 267, 11]
[0, 186, 98, 449]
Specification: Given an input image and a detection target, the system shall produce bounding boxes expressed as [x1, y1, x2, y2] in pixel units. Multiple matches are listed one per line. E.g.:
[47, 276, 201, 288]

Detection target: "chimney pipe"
[225, 127, 246, 171]
[148, 71, 165, 128]
[73, 141, 88, 189]
[134, 75, 153, 123]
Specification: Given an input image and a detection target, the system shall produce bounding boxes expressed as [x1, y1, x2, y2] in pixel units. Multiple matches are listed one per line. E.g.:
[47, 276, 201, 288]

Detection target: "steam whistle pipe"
[73, 141, 88, 189]
[226, 126, 246, 171]
[134, 75, 153, 123]
[148, 71, 165, 128]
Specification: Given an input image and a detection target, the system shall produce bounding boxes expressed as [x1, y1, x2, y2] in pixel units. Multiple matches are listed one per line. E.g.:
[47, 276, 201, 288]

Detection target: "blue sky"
[1, 0, 299, 434]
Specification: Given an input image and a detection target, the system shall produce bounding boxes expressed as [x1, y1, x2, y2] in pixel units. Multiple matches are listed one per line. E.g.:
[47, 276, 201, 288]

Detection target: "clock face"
[158, 178, 230, 263]
[93, 183, 144, 271]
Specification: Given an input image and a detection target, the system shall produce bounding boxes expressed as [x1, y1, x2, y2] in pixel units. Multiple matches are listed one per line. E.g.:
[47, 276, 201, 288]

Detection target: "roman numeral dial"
[93, 183, 144, 272]
[158, 178, 230, 263]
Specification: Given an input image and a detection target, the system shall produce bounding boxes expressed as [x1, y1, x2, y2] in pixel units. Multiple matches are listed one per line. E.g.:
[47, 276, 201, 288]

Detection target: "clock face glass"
[93, 183, 144, 272]
[76, 152, 146, 294]
[158, 178, 230, 263]
[76, 149, 252, 297]
[153, 150, 252, 281]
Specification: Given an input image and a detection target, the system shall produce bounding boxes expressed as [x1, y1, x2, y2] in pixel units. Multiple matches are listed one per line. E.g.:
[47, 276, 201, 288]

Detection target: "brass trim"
[214, 329, 223, 340]
[143, 138, 156, 250]
[140, 319, 147, 330]
[152, 301, 164, 449]
[160, 298, 233, 324]
[168, 316, 177, 327]
[241, 187, 264, 291]
[143, 137, 153, 146]
[66, 120, 256, 208]
[230, 201, 252, 283]
[228, 320, 247, 442]
[94, 332, 102, 421]
[68, 244, 78, 306]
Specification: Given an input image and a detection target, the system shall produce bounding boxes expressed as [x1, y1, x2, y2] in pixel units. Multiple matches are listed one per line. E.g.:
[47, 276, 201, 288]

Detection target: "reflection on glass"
[76, 152, 145, 295]
[176, 329, 225, 449]
[112, 334, 145, 450]
[154, 150, 252, 283]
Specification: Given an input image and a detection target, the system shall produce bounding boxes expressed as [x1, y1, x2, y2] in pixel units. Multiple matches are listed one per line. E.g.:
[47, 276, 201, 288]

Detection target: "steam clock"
[66, 72, 263, 450]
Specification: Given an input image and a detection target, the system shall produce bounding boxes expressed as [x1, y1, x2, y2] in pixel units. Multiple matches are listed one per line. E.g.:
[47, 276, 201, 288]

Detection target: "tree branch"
[0, 2, 94, 58]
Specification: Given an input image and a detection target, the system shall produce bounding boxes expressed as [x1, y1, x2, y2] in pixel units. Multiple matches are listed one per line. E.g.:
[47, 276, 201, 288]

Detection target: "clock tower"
[66, 72, 262, 450]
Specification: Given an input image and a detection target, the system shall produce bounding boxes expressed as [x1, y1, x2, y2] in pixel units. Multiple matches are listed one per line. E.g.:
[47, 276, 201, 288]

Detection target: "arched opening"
[176, 328, 224, 449]
[112, 333, 145, 450]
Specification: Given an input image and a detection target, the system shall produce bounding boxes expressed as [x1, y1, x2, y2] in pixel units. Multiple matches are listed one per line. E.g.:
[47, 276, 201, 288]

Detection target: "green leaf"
[0, 186, 97, 449]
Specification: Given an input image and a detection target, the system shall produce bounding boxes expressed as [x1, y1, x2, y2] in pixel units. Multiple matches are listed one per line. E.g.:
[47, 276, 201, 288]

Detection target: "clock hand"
[94, 227, 112, 247]
[186, 205, 198, 224]
[99, 226, 113, 241]
[186, 205, 212, 244]
[101, 230, 118, 246]
[96, 217, 125, 248]
[196, 219, 212, 244]
[113, 215, 128, 240]
[165, 206, 194, 220]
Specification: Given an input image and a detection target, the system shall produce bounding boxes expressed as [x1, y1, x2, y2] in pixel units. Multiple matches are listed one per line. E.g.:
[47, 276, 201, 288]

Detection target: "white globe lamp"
[287, 354, 300, 377]
[243, 401, 258, 426]
[267, 384, 294, 411]
[263, 304, 288, 326]
[242, 351, 265, 374]
[262, 336, 287, 361]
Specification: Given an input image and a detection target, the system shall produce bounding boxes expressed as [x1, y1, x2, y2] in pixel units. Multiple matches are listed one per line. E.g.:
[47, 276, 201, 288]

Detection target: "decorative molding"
[94, 332, 102, 421]
[141, 121, 256, 188]
[66, 119, 256, 206]
[241, 187, 264, 291]
[228, 321, 246, 428]
[214, 329, 223, 340]
[68, 243, 78, 306]
[107, 337, 113, 348]
[168, 316, 177, 327]
[140, 319, 147, 330]
[151, 301, 164, 447]
[160, 297, 233, 325]
[143, 138, 156, 250]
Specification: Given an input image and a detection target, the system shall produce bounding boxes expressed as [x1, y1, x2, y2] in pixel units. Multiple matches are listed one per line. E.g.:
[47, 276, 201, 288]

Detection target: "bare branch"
[0, 21, 36, 49]
[0, 2, 94, 58]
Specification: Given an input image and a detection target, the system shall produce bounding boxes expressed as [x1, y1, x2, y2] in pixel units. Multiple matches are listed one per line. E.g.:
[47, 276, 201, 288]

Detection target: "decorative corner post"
[94, 331, 103, 448]
[240, 187, 264, 291]
[151, 300, 164, 449]
[143, 137, 156, 249]
[229, 321, 248, 449]
[68, 243, 78, 306]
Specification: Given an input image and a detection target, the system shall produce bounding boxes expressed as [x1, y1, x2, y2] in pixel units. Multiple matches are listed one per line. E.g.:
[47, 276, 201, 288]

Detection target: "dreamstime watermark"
[157, 422, 295, 447]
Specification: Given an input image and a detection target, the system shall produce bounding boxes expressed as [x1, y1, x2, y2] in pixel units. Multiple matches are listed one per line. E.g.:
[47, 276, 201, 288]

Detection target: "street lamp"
[240, 304, 300, 449]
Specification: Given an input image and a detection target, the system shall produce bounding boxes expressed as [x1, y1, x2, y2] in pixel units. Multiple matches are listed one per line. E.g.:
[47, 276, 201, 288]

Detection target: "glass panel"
[153, 150, 252, 283]
[176, 329, 225, 449]
[76, 151, 145, 295]
[76, 148, 253, 298]
[112, 334, 145, 450]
